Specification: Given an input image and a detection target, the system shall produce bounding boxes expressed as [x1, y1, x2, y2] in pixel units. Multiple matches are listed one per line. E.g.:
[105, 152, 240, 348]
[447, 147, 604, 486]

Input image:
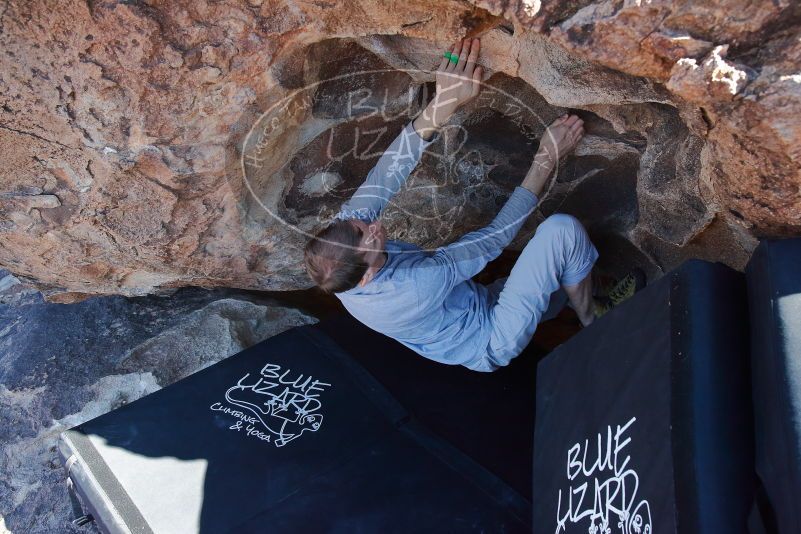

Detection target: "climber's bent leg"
[564, 272, 594, 326]
[472, 214, 598, 371]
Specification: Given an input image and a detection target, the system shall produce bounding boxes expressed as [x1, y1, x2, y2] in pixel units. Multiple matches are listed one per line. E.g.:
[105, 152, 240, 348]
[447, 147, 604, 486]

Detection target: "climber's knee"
[530, 213, 598, 286]
[535, 213, 581, 241]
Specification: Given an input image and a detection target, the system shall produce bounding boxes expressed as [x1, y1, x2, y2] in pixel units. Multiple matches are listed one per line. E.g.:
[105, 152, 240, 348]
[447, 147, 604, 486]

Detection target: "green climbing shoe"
[593, 268, 646, 318]
[591, 271, 618, 299]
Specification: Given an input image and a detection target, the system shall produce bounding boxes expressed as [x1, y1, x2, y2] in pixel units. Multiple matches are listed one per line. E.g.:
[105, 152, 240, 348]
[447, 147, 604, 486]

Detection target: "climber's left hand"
[430, 38, 484, 124]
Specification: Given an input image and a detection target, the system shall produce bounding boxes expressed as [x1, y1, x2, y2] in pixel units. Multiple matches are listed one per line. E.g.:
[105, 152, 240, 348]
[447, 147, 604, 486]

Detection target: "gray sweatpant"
[475, 213, 599, 370]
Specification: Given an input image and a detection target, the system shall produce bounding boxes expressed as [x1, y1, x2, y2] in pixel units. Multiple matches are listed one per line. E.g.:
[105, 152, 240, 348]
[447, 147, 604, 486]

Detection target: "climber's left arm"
[335, 114, 439, 223]
[336, 38, 484, 223]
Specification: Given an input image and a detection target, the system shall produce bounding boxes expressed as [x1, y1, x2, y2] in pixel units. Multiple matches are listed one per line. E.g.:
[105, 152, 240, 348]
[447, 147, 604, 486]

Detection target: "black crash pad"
[59, 325, 533, 533]
[746, 238, 801, 533]
[316, 315, 543, 501]
[532, 260, 755, 533]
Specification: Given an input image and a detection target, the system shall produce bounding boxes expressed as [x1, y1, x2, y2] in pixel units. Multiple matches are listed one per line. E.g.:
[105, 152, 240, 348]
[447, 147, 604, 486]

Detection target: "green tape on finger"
[443, 52, 458, 65]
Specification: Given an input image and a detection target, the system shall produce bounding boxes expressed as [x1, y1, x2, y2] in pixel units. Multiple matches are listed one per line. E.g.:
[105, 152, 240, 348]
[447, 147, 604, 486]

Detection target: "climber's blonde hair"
[304, 220, 368, 293]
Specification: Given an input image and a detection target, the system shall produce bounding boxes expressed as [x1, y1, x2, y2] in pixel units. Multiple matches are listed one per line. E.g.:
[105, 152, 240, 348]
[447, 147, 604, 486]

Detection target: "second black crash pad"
[59, 323, 534, 534]
[746, 238, 801, 533]
[532, 260, 755, 533]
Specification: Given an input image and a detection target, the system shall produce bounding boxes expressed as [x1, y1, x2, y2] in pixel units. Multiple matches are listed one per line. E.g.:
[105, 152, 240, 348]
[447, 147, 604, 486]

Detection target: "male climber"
[304, 37, 640, 372]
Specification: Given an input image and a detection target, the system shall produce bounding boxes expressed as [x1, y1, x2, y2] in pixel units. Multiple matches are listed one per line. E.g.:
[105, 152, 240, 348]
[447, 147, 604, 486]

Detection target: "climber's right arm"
[413, 113, 585, 287]
[521, 114, 585, 197]
[412, 186, 538, 294]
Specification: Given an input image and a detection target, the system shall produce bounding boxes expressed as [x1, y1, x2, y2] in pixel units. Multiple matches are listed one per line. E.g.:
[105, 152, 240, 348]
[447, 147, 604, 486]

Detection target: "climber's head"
[304, 218, 387, 293]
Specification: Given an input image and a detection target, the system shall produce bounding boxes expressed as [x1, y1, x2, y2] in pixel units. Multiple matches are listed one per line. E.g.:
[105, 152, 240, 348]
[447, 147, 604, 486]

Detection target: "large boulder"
[1, 0, 796, 300]
[0, 275, 316, 533]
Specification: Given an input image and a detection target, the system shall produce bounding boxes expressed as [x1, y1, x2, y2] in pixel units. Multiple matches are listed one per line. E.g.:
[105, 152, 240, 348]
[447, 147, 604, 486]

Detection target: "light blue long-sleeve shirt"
[335, 119, 539, 368]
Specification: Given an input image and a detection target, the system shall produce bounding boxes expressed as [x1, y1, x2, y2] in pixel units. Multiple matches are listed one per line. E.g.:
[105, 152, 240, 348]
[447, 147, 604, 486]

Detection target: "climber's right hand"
[534, 114, 585, 170]
[521, 114, 584, 197]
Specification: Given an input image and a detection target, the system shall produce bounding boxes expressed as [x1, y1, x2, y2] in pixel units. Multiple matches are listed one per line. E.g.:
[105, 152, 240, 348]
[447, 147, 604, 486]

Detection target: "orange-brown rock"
[0, 0, 797, 301]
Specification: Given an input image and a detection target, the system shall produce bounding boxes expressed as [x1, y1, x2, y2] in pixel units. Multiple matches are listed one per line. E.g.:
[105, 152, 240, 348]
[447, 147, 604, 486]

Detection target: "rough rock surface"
[1, 0, 797, 299]
[0, 273, 316, 533]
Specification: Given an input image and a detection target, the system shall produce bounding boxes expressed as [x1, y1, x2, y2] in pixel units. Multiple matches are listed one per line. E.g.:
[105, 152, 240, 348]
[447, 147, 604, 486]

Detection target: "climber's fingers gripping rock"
[537, 114, 585, 166]
[433, 38, 484, 122]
